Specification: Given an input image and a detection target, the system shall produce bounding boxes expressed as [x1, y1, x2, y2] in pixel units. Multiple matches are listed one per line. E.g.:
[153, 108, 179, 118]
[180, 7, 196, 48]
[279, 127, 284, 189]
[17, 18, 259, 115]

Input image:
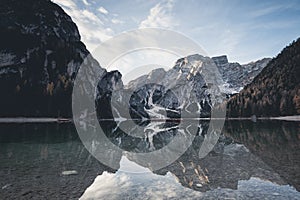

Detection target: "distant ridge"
[227, 38, 300, 117]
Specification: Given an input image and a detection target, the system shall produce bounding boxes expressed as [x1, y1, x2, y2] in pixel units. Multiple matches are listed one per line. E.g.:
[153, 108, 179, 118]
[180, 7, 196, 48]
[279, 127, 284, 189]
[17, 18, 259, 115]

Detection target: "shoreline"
[0, 116, 299, 123]
[0, 118, 72, 123]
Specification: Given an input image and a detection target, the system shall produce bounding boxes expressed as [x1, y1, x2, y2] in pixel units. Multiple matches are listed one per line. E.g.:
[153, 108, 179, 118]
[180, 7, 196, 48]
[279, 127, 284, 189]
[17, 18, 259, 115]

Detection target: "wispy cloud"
[82, 0, 90, 6]
[111, 19, 124, 24]
[249, 3, 298, 18]
[52, 0, 300, 66]
[139, 0, 177, 29]
[98, 6, 109, 15]
[52, 0, 113, 51]
[53, 0, 76, 9]
[248, 19, 299, 30]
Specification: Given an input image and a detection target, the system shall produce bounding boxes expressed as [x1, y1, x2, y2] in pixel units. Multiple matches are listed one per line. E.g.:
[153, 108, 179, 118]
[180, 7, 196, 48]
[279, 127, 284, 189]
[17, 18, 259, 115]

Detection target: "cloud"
[98, 6, 109, 15]
[82, 9, 103, 25]
[250, 5, 285, 18]
[111, 18, 124, 24]
[139, 0, 177, 29]
[53, 0, 76, 9]
[249, 3, 299, 18]
[52, 0, 113, 51]
[82, 0, 90, 6]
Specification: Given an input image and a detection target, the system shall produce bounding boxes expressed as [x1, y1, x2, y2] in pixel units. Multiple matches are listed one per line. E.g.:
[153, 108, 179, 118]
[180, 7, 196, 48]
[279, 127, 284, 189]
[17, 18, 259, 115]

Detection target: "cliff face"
[212, 55, 271, 94]
[0, 0, 119, 117]
[121, 54, 223, 120]
[121, 54, 270, 121]
[227, 38, 300, 117]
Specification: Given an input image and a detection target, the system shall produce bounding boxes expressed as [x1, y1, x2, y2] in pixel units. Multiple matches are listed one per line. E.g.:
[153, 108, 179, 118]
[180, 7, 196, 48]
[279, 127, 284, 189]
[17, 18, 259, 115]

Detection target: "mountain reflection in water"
[0, 120, 299, 199]
[79, 119, 300, 199]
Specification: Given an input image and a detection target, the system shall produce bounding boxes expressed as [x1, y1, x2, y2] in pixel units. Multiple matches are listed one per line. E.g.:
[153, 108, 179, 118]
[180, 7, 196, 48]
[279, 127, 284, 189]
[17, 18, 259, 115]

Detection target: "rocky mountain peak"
[211, 55, 271, 94]
[174, 54, 206, 71]
[212, 55, 228, 67]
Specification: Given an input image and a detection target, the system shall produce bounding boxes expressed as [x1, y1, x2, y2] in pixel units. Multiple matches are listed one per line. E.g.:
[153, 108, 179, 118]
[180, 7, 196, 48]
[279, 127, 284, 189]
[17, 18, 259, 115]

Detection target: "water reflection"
[81, 156, 204, 200]
[0, 120, 299, 199]
[81, 154, 299, 200]
[224, 120, 300, 192]
[100, 120, 181, 153]
[80, 119, 300, 199]
[0, 123, 114, 199]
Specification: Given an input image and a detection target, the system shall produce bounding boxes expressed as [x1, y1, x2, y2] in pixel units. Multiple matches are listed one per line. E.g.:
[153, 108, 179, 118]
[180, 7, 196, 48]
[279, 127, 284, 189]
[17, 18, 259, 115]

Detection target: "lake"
[0, 120, 299, 199]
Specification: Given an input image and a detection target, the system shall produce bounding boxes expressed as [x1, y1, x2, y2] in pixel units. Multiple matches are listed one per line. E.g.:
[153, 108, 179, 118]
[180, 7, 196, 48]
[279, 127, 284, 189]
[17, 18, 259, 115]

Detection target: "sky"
[52, 0, 300, 66]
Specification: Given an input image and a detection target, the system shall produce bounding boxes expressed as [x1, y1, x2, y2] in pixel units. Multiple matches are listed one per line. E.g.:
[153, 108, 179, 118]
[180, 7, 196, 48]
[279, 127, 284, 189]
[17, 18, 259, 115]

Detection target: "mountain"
[111, 54, 225, 122]
[118, 54, 270, 121]
[0, 0, 278, 119]
[212, 55, 271, 94]
[0, 0, 119, 117]
[227, 38, 300, 117]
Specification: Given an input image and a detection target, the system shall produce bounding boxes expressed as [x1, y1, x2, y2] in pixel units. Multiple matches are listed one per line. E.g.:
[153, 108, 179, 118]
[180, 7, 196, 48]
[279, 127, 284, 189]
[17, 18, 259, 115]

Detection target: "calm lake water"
[0, 120, 299, 199]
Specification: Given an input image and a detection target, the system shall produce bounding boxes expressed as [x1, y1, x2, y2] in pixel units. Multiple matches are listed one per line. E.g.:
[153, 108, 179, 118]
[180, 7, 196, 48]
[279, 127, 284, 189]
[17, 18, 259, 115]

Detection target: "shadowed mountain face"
[0, 0, 121, 117]
[0, 0, 82, 117]
[227, 38, 300, 117]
